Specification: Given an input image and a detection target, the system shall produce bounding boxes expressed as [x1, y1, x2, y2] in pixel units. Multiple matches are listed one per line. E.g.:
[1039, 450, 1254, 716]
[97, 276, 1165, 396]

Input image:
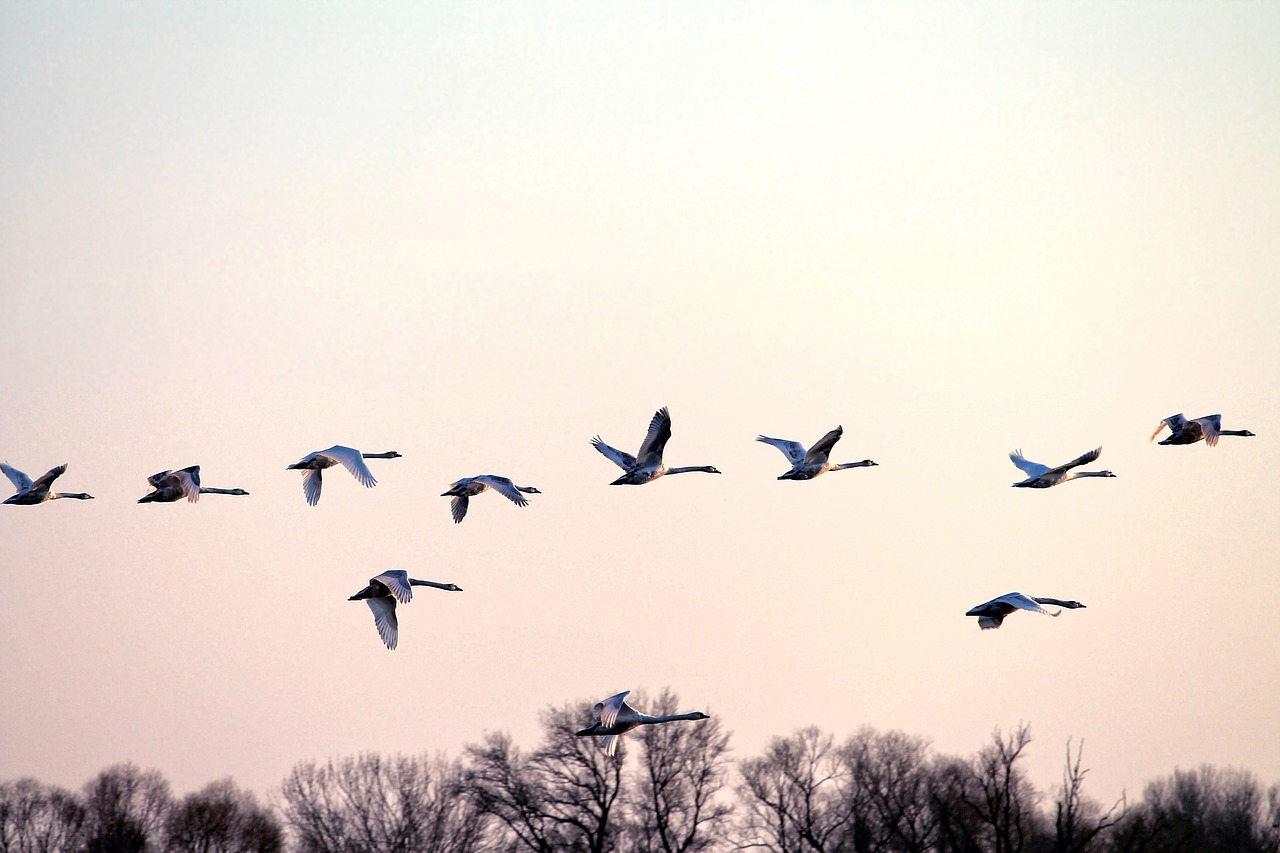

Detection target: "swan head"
[1062, 601, 1086, 609]
[689, 711, 710, 720]
[1240, 430, 1257, 437]
[706, 467, 722, 474]
[229, 489, 250, 495]
[1099, 471, 1116, 478]
[443, 583, 463, 592]
[522, 486, 543, 494]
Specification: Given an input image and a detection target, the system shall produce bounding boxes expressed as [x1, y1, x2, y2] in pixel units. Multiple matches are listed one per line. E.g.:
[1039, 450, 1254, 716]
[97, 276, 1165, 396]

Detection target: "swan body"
[576, 690, 710, 756]
[441, 475, 541, 523]
[1010, 447, 1115, 488]
[756, 425, 877, 480]
[348, 570, 462, 650]
[1, 463, 94, 505]
[287, 446, 401, 506]
[592, 407, 721, 485]
[137, 466, 250, 503]
[1151, 413, 1255, 447]
[966, 592, 1087, 630]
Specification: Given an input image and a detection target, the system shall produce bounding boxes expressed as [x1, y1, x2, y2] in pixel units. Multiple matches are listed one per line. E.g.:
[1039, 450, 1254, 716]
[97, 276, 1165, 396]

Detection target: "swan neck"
[409, 579, 455, 590]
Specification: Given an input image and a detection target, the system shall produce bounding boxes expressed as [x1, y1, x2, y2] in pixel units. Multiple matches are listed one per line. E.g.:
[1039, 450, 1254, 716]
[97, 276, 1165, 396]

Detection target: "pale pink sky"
[2, 2, 1278, 805]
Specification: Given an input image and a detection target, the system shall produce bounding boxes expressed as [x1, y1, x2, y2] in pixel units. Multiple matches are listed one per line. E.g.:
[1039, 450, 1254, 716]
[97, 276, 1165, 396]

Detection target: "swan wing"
[602, 735, 620, 757]
[1055, 447, 1102, 472]
[977, 615, 1004, 630]
[365, 597, 399, 650]
[321, 446, 377, 488]
[0, 463, 32, 492]
[999, 592, 1052, 616]
[636, 407, 673, 464]
[174, 466, 201, 503]
[756, 436, 806, 464]
[475, 475, 529, 507]
[1151, 413, 1185, 442]
[592, 437, 636, 471]
[301, 468, 323, 506]
[372, 570, 414, 603]
[1009, 450, 1049, 478]
[147, 470, 175, 489]
[1197, 415, 1222, 447]
[450, 495, 469, 524]
[804, 426, 844, 464]
[598, 691, 630, 729]
[28, 464, 68, 494]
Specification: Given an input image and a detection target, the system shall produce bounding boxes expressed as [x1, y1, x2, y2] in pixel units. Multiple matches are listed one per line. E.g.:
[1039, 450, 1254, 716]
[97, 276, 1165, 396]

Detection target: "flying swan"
[576, 690, 710, 756]
[287, 446, 401, 506]
[1150, 413, 1255, 447]
[756, 425, 877, 480]
[138, 466, 250, 503]
[2, 462, 94, 505]
[1009, 447, 1115, 488]
[441, 475, 541, 523]
[592, 407, 720, 485]
[347, 570, 462, 651]
[966, 592, 1087, 630]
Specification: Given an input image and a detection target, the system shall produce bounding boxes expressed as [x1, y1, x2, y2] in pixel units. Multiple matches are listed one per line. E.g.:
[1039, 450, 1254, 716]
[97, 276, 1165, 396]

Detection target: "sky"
[2, 1, 1278, 808]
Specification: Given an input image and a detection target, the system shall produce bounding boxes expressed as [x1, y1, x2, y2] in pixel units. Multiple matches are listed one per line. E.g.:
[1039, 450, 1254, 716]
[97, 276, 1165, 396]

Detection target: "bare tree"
[81, 763, 172, 853]
[1109, 765, 1280, 852]
[623, 688, 733, 853]
[844, 727, 940, 852]
[735, 726, 857, 852]
[464, 701, 625, 853]
[165, 778, 282, 853]
[0, 778, 86, 853]
[277, 752, 487, 853]
[938, 723, 1042, 853]
[1051, 740, 1125, 853]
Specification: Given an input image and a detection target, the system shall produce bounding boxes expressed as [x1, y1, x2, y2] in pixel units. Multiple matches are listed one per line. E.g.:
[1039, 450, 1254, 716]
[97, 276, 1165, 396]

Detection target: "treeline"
[3, 690, 1278, 852]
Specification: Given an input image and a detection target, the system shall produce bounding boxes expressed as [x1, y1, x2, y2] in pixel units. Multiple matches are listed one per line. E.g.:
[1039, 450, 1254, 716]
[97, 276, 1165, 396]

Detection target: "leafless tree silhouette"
[166, 778, 282, 853]
[0, 777, 86, 853]
[278, 752, 488, 853]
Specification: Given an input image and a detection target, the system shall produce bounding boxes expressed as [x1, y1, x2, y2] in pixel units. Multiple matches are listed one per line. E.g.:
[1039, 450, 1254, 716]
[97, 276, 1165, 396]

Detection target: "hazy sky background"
[3, 1, 1278, 806]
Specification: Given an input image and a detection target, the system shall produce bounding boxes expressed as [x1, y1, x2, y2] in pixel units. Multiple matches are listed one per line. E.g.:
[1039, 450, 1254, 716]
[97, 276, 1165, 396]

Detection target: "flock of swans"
[2, 406, 1257, 747]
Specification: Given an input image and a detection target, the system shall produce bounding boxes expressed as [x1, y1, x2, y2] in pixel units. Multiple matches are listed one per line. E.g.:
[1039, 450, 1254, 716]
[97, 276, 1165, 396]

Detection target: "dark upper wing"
[804, 426, 844, 464]
[636, 407, 673, 463]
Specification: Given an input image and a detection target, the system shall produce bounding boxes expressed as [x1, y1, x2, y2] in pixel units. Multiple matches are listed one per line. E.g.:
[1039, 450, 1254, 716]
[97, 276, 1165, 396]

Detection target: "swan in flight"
[2, 463, 94, 505]
[287, 446, 401, 506]
[137, 466, 250, 503]
[1150, 413, 1255, 447]
[348, 570, 462, 650]
[576, 690, 710, 756]
[592, 407, 721, 485]
[1009, 447, 1115, 488]
[966, 592, 1087, 630]
[756, 425, 877, 480]
[441, 475, 541, 524]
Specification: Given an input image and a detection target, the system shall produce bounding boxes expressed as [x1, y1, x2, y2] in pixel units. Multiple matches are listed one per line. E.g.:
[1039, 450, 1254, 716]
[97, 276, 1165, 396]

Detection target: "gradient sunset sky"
[2, 2, 1278, 805]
